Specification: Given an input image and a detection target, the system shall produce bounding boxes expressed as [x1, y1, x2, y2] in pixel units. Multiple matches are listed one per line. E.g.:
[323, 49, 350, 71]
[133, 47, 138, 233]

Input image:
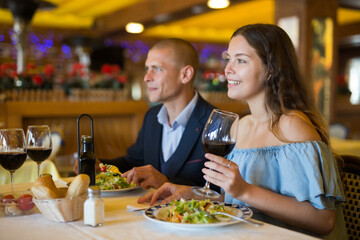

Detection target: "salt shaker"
[83, 186, 104, 227]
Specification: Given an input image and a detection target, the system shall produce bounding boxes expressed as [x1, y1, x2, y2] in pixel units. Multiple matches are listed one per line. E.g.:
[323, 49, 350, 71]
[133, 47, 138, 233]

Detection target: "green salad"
[95, 172, 135, 190]
[166, 199, 229, 224]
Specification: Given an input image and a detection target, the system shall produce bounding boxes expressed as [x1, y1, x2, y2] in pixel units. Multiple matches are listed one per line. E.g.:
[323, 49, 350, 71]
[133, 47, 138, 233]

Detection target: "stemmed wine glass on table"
[0, 129, 27, 192]
[192, 109, 239, 198]
[26, 125, 52, 177]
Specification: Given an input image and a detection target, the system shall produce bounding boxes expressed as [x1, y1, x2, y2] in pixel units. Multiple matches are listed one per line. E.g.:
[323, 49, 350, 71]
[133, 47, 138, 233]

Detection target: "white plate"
[100, 186, 141, 195]
[144, 202, 252, 229]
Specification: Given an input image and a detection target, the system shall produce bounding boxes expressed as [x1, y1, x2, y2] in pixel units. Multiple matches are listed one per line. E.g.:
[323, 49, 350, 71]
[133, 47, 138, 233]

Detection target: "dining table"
[0, 180, 320, 240]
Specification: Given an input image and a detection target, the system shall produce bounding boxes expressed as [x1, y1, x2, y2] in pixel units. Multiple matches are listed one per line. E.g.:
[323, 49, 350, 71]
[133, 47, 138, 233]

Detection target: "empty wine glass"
[26, 125, 52, 177]
[192, 109, 239, 198]
[0, 129, 27, 192]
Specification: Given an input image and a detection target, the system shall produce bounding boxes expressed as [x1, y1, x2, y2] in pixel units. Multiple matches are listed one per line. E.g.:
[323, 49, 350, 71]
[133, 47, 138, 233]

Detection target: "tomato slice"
[1, 194, 15, 204]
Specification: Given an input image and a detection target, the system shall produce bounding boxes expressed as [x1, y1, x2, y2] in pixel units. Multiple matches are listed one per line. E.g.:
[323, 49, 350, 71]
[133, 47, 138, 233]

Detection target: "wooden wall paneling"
[5, 101, 149, 160]
[0, 103, 5, 128]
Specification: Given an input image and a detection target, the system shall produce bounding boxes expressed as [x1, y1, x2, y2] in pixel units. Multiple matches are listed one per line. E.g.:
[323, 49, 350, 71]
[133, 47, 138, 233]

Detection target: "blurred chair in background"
[340, 155, 360, 240]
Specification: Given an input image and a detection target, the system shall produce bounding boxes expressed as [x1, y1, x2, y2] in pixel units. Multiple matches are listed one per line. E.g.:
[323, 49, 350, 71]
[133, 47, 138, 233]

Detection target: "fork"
[210, 212, 263, 227]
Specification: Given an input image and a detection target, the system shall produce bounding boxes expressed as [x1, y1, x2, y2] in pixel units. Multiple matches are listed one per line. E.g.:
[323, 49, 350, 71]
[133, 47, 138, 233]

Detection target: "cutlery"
[209, 212, 263, 227]
[132, 207, 148, 211]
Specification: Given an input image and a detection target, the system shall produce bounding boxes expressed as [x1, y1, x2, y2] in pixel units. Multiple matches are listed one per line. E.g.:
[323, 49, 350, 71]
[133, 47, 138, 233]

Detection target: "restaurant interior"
[0, 0, 359, 176]
[0, 0, 360, 239]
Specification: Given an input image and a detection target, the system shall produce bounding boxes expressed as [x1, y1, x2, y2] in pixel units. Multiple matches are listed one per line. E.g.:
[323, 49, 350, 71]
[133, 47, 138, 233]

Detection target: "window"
[348, 57, 360, 104]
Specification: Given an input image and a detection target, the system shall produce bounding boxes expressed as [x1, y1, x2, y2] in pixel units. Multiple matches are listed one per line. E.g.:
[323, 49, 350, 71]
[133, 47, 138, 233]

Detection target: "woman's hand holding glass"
[192, 109, 239, 198]
[202, 153, 249, 200]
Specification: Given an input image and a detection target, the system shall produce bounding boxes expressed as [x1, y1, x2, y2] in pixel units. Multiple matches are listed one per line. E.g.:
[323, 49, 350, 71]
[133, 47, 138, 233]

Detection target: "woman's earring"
[267, 74, 272, 81]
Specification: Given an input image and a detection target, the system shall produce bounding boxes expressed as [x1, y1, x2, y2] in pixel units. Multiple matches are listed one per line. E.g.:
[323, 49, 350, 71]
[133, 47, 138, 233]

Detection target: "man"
[76, 38, 215, 190]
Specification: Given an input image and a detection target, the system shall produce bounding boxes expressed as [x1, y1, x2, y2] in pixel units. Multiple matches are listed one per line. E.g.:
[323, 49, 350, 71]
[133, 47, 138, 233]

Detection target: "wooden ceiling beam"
[93, 0, 208, 36]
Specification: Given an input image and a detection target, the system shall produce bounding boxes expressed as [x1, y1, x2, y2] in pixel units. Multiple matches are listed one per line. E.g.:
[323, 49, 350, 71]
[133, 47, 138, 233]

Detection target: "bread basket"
[33, 195, 86, 222]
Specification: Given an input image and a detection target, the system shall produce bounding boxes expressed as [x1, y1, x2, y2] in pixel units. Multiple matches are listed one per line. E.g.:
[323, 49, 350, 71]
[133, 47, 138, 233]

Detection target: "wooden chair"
[341, 155, 360, 240]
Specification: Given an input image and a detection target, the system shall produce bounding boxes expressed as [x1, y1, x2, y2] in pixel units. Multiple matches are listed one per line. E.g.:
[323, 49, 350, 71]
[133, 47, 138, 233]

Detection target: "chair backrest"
[341, 155, 360, 240]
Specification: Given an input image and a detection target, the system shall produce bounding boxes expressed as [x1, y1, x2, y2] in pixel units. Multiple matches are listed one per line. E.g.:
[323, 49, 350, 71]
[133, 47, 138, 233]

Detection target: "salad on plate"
[165, 199, 231, 224]
[95, 163, 136, 190]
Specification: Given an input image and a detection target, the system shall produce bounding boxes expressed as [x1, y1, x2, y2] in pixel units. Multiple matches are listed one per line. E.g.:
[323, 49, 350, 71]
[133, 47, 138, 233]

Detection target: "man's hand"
[73, 158, 101, 174]
[122, 165, 169, 189]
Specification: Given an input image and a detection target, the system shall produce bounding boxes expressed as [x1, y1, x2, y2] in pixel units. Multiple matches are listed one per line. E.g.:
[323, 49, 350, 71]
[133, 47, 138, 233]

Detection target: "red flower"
[101, 64, 112, 75]
[44, 64, 54, 78]
[72, 63, 84, 71]
[1, 63, 16, 75]
[10, 71, 18, 78]
[9, 63, 17, 70]
[26, 63, 36, 69]
[101, 64, 122, 75]
[1, 63, 10, 71]
[32, 74, 43, 86]
[116, 75, 127, 84]
[111, 64, 121, 74]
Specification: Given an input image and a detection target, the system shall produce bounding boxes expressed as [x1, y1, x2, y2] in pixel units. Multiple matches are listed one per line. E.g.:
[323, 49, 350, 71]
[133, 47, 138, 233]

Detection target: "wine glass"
[192, 109, 239, 198]
[26, 125, 52, 177]
[0, 129, 27, 192]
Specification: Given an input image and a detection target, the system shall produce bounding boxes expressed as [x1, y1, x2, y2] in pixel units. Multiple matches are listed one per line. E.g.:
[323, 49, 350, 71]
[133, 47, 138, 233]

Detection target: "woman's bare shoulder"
[278, 111, 322, 142]
[238, 114, 252, 126]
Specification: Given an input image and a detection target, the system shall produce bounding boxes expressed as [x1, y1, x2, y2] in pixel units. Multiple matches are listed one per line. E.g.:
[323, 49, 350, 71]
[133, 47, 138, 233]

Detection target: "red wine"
[203, 141, 235, 156]
[0, 152, 27, 171]
[27, 148, 52, 163]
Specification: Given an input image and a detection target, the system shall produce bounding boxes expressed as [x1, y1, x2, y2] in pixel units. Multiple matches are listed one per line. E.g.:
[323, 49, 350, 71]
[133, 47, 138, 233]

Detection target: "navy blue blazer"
[103, 94, 216, 188]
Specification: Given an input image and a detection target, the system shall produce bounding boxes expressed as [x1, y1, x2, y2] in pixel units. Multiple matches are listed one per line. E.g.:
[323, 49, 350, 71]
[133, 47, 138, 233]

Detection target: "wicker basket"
[33, 195, 86, 222]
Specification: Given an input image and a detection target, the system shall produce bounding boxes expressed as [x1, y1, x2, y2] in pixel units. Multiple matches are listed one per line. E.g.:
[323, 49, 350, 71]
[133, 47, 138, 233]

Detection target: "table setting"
[0, 123, 319, 240]
[0, 175, 321, 240]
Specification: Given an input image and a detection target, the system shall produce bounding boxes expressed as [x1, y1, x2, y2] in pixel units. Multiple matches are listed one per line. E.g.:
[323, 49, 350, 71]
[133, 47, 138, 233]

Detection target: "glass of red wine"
[0, 129, 27, 192]
[26, 125, 52, 177]
[192, 109, 239, 198]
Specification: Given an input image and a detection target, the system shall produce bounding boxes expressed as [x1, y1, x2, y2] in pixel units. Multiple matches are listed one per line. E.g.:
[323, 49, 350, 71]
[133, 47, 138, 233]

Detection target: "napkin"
[126, 203, 151, 212]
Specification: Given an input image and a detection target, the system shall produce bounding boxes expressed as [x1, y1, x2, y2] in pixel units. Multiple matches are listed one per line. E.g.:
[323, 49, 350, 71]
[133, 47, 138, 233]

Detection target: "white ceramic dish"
[144, 201, 252, 229]
[100, 186, 141, 195]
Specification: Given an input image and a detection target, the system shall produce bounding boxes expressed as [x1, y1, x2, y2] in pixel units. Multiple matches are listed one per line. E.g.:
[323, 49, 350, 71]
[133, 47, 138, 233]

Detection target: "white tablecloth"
[0, 181, 320, 240]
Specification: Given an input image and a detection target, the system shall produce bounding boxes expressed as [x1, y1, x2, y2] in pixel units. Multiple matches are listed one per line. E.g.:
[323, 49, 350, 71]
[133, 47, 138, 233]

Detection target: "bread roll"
[66, 174, 90, 198]
[31, 185, 62, 200]
[31, 174, 62, 199]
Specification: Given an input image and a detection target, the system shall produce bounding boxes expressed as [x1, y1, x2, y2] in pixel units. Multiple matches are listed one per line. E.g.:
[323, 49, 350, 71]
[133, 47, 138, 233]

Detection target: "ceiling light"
[125, 22, 144, 34]
[207, 0, 230, 9]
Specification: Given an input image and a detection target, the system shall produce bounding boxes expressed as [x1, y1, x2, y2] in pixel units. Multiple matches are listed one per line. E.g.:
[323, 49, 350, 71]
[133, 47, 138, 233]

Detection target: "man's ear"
[180, 65, 194, 84]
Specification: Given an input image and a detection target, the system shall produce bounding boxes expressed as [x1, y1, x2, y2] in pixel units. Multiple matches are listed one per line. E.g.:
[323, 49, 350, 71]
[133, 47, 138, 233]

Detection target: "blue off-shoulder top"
[224, 141, 347, 239]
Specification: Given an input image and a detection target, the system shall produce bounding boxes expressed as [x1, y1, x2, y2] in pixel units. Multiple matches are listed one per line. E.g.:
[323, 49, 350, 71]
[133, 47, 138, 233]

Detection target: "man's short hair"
[151, 38, 199, 81]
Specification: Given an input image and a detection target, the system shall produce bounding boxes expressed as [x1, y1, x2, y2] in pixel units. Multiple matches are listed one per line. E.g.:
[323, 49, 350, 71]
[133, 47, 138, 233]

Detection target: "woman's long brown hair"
[231, 24, 330, 145]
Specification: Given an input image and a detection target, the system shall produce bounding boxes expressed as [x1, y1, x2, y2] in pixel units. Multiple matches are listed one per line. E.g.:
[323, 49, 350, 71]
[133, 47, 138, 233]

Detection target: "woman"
[138, 24, 346, 239]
